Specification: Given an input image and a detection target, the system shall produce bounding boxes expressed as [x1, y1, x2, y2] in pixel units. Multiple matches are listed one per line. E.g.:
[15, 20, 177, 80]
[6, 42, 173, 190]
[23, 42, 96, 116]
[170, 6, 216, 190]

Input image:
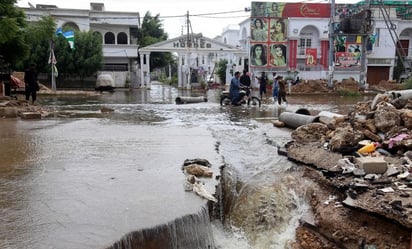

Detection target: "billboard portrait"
[266, 2, 285, 17]
[252, 2, 266, 17]
[269, 44, 287, 67]
[251, 18, 268, 42]
[250, 43, 268, 67]
[270, 18, 287, 42]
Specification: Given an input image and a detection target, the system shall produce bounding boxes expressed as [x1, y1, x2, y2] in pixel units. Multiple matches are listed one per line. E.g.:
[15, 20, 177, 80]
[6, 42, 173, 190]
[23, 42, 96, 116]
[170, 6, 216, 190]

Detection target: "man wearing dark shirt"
[24, 63, 39, 105]
[239, 70, 251, 87]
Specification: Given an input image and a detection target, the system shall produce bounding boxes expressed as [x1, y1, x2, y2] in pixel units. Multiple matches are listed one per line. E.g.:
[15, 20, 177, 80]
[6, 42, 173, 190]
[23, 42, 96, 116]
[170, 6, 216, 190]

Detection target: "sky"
[16, 0, 253, 38]
[16, 0, 361, 39]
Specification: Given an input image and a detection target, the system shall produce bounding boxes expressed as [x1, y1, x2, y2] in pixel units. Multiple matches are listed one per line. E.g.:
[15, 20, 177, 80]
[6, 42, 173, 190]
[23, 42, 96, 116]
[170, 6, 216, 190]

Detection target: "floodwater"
[0, 83, 370, 249]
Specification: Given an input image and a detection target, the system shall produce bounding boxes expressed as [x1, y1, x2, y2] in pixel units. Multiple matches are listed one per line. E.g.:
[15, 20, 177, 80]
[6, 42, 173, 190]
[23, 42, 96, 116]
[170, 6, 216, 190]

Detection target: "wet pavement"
[0, 83, 369, 248]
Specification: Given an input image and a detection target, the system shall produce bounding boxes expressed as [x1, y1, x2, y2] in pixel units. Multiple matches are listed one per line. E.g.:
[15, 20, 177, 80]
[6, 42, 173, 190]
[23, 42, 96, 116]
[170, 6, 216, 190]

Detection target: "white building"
[21, 1, 412, 87]
[21, 3, 140, 87]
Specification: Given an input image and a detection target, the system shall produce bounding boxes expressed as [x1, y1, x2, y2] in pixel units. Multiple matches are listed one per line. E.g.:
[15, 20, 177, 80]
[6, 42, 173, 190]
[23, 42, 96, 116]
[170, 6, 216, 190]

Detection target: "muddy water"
[0, 83, 369, 248]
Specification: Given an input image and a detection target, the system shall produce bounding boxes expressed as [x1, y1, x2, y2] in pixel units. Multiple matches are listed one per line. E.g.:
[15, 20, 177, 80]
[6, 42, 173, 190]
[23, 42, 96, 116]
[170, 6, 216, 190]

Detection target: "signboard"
[305, 48, 317, 65]
[250, 2, 330, 70]
[335, 52, 360, 68]
[252, 2, 330, 18]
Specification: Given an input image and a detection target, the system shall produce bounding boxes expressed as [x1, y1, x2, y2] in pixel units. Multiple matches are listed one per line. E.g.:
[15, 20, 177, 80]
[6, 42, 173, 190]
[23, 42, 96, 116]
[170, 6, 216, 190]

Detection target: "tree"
[18, 16, 56, 72]
[216, 59, 228, 84]
[0, 0, 28, 69]
[137, 11, 174, 70]
[71, 31, 103, 87]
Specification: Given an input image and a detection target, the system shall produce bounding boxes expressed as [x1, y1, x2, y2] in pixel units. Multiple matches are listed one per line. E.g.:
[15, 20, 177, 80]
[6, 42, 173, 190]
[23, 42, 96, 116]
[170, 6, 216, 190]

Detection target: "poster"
[306, 48, 317, 65]
[335, 52, 360, 68]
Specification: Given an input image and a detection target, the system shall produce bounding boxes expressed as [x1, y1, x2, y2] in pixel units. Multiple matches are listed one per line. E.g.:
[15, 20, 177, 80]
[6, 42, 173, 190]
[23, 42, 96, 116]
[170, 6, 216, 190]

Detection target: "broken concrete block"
[355, 156, 388, 174]
[0, 107, 18, 118]
[20, 112, 42, 120]
[272, 120, 285, 127]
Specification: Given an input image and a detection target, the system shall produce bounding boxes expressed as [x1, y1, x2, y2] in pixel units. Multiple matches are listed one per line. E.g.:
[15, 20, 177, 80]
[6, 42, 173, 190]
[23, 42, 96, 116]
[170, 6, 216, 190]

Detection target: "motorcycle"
[220, 87, 261, 107]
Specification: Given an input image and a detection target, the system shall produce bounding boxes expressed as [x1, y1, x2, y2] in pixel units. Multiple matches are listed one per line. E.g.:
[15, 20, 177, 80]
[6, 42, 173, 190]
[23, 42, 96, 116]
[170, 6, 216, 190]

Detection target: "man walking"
[229, 71, 242, 105]
[24, 63, 39, 105]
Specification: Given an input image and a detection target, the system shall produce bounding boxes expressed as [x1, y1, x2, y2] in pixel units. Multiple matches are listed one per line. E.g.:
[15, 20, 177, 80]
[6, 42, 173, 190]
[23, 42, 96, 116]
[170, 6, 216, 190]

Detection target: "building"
[139, 33, 246, 89]
[220, 1, 412, 85]
[21, 3, 140, 87]
[21, 1, 412, 88]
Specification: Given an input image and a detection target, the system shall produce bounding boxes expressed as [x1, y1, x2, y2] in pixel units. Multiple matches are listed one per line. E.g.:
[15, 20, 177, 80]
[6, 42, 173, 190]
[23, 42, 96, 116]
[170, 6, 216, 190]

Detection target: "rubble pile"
[283, 90, 412, 248]
[290, 78, 403, 94]
[291, 79, 331, 93]
[181, 158, 217, 203]
[0, 96, 45, 118]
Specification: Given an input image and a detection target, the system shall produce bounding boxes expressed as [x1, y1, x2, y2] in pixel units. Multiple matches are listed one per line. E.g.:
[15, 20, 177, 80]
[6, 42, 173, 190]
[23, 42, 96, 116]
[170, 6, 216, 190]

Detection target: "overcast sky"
[17, 0, 361, 38]
[17, 0, 254, 38]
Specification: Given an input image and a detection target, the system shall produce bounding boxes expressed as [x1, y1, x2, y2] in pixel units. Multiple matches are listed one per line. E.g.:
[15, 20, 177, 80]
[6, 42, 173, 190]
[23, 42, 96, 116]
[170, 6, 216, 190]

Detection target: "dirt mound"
[291, 78, 403, 94]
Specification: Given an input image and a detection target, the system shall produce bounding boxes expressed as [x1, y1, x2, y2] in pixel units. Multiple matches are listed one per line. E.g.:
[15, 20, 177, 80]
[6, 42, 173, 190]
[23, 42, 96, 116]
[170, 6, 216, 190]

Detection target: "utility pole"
[359, 0, 370, 89]
[328, 0, 335, 88]
[186, 11, 191, 89]
[186, 11, 190, 47]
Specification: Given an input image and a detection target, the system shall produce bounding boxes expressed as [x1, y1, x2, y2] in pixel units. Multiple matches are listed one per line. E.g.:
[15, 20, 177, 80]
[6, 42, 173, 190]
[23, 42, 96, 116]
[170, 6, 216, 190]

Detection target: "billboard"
[250, 2, 330, 70]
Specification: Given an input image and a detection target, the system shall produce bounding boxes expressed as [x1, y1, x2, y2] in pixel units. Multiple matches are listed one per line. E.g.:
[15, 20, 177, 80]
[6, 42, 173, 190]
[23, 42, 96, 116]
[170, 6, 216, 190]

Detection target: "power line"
[160, 9, 249, 19]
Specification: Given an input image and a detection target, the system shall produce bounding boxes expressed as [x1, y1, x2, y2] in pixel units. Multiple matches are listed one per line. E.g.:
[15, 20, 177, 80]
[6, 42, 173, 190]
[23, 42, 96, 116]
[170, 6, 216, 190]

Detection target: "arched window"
[117, 32, 128, 44]
[62, 22, 80, 31]
[298, 26, 320, 56]
[104, 32, 115, 44]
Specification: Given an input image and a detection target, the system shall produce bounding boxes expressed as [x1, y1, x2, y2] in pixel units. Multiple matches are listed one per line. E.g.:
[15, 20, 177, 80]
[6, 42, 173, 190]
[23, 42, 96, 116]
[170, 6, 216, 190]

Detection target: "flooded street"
[0, 83, 369, 248]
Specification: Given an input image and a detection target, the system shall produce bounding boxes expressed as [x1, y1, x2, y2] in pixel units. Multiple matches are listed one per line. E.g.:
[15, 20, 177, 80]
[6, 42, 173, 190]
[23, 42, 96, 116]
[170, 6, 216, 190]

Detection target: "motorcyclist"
[240, 70, 251, 96]
[229, 71, 242, 105]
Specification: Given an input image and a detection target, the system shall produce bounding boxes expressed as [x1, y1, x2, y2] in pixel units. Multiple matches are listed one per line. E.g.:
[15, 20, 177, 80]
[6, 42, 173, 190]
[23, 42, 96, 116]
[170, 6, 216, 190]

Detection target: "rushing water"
[0, 83, 369, 249]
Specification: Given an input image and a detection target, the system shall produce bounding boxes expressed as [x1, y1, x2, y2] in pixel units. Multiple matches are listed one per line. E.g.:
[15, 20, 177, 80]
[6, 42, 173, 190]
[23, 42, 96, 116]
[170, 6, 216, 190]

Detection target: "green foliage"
[16, 15, 102, 83]
[393, 56, 404, 82]
[17, 16, 56, 72]
[337, 89, 361, 96]
[216, 59, 228, 83]
[137, 11, 174, 70]
[401, 77, 412, 89]
[0, 0, 29, 68]
[71, 31, 103, 81]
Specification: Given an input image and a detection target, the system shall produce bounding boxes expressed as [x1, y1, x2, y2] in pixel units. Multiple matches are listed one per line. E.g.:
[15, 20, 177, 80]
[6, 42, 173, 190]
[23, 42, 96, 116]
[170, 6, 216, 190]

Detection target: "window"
[117, 32, 128, 44]
[103, 64, 128, 71]
[104, 32, 115, 44]
[299, 38, 312, 55]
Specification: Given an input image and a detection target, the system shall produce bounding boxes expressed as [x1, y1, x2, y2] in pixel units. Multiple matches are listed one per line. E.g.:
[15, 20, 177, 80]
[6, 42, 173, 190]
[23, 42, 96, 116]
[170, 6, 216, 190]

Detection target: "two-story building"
[21, 3, 140, 87]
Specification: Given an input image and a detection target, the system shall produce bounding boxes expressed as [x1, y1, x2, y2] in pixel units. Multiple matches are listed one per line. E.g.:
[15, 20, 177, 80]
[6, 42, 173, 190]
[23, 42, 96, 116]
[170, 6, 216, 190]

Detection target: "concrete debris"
[192, 182, 217, 202]
[181, 159, 217, 203]
[354, 156, 388, 174]
[280, 89, 412, 243]
[183, 164, 213, 177]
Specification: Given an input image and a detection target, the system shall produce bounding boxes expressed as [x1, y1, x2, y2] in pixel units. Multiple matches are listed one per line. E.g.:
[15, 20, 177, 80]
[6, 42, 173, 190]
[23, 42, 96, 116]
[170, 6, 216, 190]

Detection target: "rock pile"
[282, 89, 412, 248]
[0, 96, 45, 118]
[290, 78, 402, 94]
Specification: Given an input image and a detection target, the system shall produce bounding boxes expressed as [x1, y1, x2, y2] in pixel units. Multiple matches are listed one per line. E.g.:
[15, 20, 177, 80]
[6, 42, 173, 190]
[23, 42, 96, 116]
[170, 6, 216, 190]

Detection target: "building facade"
[220, 1, 412, 85]
[21, 3, 140, 87]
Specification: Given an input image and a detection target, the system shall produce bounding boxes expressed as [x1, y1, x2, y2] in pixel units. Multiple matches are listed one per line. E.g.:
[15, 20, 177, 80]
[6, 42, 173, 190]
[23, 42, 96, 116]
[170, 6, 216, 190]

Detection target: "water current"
[0, 83, 370, 248]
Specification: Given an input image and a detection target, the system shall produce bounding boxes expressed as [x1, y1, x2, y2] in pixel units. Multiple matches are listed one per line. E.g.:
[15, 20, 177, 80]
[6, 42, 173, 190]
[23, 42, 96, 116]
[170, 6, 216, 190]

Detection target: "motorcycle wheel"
[220, 96, 232, 106]
[247, 97, 261, 107]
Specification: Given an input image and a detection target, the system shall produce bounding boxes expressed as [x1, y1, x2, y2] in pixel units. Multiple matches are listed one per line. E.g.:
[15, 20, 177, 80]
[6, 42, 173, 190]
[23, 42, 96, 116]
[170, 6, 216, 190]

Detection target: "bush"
[401, 78, 412, 90]
[337, 89, 361, 97]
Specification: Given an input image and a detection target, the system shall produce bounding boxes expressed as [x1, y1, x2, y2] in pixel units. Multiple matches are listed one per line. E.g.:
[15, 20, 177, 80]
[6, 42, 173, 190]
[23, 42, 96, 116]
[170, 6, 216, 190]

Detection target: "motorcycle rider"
[229, 71, 242, 105]
[240, 70, 251, 96]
